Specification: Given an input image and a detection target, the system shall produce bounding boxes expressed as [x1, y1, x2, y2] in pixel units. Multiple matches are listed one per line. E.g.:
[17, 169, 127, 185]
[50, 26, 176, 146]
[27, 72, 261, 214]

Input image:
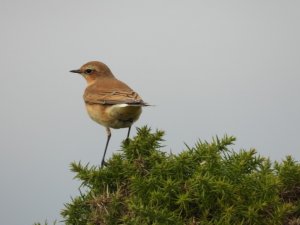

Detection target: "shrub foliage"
[58, 126, 300, 225]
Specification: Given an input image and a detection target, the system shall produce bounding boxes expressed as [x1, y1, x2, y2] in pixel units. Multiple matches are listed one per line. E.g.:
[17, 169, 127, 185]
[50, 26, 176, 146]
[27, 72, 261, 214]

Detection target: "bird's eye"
[85, 69, 93, 74]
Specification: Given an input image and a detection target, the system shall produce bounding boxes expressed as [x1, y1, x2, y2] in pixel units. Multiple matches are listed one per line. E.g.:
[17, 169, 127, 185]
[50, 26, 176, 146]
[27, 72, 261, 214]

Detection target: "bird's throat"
[83, 75, 97, 85]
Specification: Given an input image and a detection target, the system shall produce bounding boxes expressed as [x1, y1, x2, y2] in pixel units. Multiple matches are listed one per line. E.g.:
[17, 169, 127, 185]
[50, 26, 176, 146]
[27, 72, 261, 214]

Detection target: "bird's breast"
[85, 103, 142, 129]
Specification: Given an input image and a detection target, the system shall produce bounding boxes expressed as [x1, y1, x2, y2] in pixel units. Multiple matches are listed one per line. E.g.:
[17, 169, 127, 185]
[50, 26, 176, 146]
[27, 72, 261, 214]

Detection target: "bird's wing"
[83, 79, 149, 106]
[84, 90, 148, 105]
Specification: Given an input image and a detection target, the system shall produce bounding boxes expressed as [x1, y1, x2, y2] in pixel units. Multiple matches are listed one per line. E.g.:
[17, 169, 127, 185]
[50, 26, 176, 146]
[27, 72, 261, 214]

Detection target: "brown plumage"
[70, 61, 148, 166]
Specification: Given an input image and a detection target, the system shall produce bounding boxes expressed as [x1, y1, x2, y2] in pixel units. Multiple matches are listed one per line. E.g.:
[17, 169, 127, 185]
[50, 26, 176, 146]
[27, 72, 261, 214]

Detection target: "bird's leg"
[126, 126, 132, 140]
[101, 127, 111, 167]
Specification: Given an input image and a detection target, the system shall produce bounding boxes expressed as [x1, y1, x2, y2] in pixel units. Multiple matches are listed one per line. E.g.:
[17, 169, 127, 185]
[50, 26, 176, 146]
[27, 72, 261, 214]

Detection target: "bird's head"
[70, 61, 113, 84]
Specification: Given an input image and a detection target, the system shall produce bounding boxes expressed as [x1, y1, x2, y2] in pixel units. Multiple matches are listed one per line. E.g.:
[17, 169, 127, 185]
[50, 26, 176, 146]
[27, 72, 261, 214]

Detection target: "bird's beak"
[70, 69, 81, 74]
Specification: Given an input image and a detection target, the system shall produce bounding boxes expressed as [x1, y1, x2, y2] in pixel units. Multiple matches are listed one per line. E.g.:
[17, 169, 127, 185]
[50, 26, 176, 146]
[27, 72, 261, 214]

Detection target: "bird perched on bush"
[70, 61, 148, 167]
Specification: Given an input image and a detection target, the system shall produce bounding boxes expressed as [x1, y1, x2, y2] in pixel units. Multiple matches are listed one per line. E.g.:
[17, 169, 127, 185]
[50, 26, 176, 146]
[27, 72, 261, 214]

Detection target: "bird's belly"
[85, 103, 142, 129]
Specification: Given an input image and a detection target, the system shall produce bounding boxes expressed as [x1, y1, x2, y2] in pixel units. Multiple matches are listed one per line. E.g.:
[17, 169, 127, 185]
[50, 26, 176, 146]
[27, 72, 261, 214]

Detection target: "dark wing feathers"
[84, 89, 149, 106]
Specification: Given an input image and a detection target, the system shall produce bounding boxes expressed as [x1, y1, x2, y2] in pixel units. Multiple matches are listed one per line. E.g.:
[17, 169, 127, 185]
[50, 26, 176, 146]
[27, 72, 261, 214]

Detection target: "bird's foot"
[124, 137, 131, 145]
[101, 160, 107, 168]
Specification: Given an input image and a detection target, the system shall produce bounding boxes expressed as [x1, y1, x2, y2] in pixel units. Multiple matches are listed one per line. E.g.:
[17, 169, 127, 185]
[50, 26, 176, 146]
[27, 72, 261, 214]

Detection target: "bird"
[70, 61, 148, 167]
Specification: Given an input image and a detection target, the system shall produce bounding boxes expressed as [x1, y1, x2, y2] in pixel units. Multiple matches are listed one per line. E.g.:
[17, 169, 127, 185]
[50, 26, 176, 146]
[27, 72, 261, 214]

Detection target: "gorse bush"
[43, 126, 300, 225]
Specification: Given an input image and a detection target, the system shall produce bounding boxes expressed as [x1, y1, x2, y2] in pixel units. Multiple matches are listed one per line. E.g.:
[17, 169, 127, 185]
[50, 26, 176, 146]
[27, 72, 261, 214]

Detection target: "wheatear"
[70, 61, 148, 167]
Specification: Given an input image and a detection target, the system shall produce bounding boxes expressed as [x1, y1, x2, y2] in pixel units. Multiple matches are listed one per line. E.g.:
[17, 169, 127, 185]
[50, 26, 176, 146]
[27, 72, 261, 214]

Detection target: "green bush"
[42, 126, 300, 224]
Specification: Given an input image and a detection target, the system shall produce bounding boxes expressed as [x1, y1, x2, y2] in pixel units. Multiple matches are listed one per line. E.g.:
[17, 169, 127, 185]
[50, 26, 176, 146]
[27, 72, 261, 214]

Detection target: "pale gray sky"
[0, 1, 299, 224]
